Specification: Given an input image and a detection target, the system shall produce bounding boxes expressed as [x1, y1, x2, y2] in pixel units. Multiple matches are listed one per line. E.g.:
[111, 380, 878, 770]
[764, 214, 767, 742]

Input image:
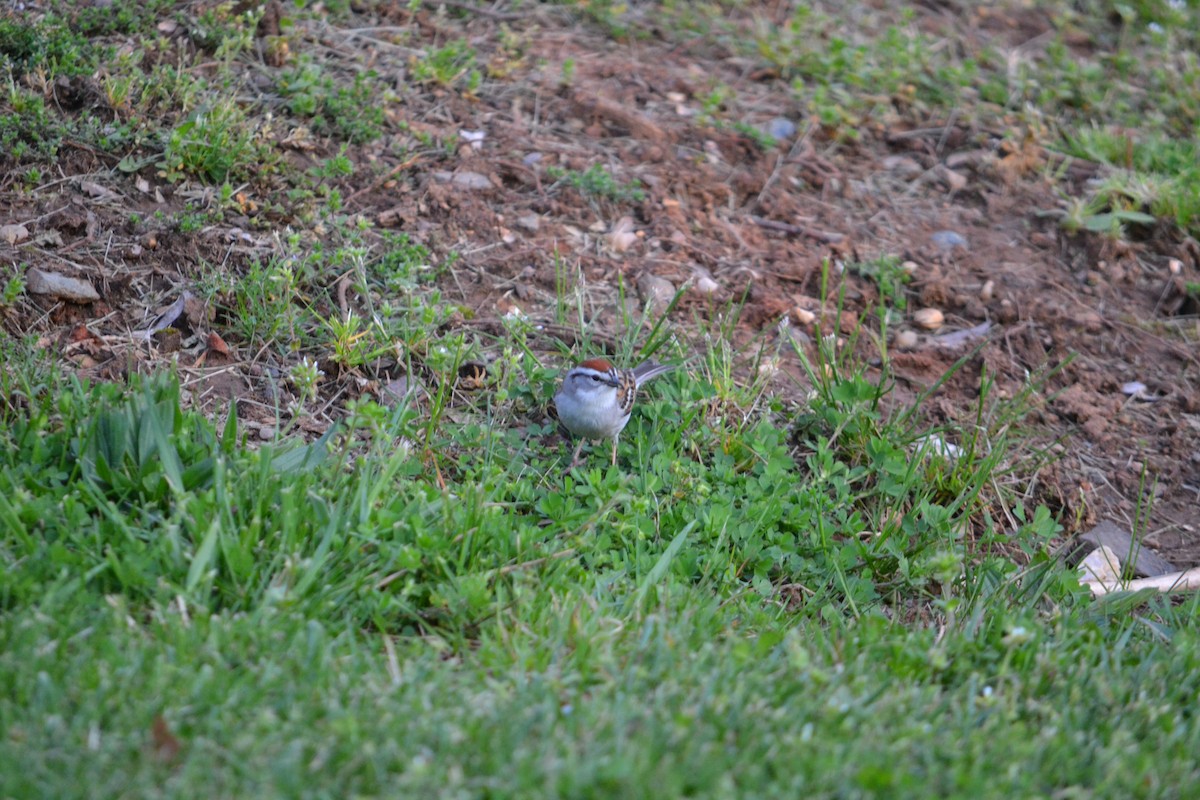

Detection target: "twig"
[434, 1, 525, 21]
[747, 215, 845, 245]
[346, 154, 424, 206]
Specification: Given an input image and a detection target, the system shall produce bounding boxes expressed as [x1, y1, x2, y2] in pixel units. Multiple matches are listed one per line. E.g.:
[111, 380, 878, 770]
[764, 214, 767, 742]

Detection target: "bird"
[553, 357, 675, 466]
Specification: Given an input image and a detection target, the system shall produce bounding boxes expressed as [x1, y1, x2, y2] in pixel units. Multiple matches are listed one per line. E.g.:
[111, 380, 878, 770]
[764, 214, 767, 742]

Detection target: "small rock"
[931, 230, 968, 252]
[895, 329, 918, 350]
[1030, 231, 1057, 249]
[792, 307, 816, 326]
[608, 216, 638, 253]
[979, 279, 995, 302]
[1079, 520, 1175, 578]
[913, 308, 944, 330]
[934, 165, 968, 192]
[691, 268, 720, 296]
[882, 156, 922, 178]
[637, 273, 675, 312]
[433, 171, 494, 190]
[762, 117, 796, 142]
[0, 223, 30, 244]
[515, 214, 540, 232]
[1079, 545, 1121, 586]
[900, 260, 919, 276]
[522, 152, 543, 166]
[25, 267, 100, 303]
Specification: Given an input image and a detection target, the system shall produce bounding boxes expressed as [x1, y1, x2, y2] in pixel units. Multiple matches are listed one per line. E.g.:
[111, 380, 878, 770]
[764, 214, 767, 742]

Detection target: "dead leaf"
[457, 361, 489, 390]
[33, 229, 64, 248]
[79, 181, 118, 201]
[207, 332, 230, 356]
[150, 715, 182, 763]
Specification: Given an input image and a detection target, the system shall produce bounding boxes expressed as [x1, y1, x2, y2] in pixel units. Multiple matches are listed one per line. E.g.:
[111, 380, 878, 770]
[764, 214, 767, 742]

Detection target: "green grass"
[2, 332, 1198, 796]
[547, 163, 647, 204]
[4, 2, 1200, 794]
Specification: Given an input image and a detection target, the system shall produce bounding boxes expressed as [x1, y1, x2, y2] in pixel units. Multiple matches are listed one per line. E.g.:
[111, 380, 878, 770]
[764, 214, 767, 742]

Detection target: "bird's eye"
[590, 375, 600, 381]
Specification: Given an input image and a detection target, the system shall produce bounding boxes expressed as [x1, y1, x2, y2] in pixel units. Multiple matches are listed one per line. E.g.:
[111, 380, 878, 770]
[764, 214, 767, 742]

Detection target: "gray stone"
[931, 230, 968, 252]
[26, 267, 100, 303]
[636, 273, 675, 313]
[1078, 520, 1175, 578]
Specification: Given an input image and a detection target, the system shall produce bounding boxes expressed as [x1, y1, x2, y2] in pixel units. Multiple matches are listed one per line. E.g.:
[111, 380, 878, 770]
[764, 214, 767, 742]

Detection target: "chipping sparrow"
[554, 357, 674, 466]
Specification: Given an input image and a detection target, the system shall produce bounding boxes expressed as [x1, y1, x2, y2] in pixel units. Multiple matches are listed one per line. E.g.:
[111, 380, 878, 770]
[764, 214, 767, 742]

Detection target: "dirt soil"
[2, 2, 1198, 565]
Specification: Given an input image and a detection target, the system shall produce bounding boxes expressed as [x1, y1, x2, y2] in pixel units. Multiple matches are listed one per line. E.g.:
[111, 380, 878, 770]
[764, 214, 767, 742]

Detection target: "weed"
[1, 266, 25, 306]
[0, 17, 99, 78]
[847, 254, 912, 321]
[547, 163, 646, 203]
[216, 256, 305, 347]
[411, 38, 482, 92]
[324, 311, 391, 372]
[312, 146, 355, 179]
[278, 60, 388, 143]
[0, 84, 63, 162]
[191, 2, 263, 59]
[159, 100, 265, 184]
[288, 356, 325, 406]
[53, 0, 177, 37]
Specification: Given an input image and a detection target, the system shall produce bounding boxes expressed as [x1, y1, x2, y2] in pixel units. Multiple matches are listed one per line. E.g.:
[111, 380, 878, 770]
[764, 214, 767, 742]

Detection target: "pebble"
[935, 165, 968, 192]
[763, 117, 796, 142]
[913, 308, 944, 330]
[0, 223, 29, 245]
[637, 273, 676, 312]
[691, 268, 719, 296]
[431, 171, 494, 190]
[931, 230, 968, 252]
[895, 329, 918, 350]
[980, 279, 995, 302]
[882, 156, 923, 178]
[26, 268, 100, 303]
[792, 307, 816, 326]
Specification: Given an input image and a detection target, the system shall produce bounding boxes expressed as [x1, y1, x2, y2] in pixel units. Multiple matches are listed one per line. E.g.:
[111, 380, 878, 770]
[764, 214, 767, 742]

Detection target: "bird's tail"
[631, 360, 675, 386]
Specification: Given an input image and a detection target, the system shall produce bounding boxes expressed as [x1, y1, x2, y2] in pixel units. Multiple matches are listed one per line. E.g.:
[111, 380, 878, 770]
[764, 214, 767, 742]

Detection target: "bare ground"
[2, 2, 1197, 564]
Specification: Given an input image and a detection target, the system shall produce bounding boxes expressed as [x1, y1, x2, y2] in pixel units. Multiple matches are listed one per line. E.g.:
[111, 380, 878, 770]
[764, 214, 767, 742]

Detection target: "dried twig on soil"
[570, 90, 668, 145]
[346, 154, 424, 207]
[463, 318, 619, 355]
[747, 215, 844, 245]
[1084, 567, 1200, 596]
[432, 1, 525, 21]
